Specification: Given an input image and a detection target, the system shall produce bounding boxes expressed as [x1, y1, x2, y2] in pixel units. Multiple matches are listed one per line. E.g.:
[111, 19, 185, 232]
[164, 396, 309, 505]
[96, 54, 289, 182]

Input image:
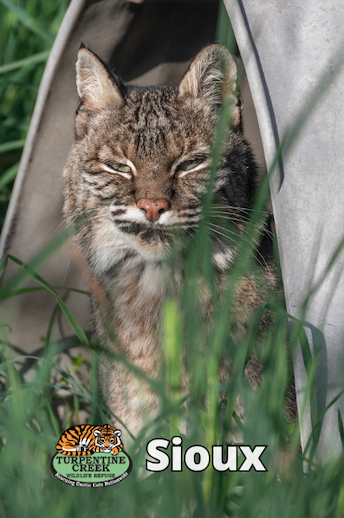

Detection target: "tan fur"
[63, 44, 294, 439]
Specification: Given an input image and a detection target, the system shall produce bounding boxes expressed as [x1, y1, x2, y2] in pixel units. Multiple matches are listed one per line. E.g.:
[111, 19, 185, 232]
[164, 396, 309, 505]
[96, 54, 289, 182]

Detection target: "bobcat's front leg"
[99, 349, 161, 443]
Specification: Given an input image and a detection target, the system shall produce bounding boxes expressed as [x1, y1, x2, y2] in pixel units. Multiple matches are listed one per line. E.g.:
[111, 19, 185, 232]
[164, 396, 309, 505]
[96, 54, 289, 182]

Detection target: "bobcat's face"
[64, 45, 249, 269]
[74, 87, 216, 260]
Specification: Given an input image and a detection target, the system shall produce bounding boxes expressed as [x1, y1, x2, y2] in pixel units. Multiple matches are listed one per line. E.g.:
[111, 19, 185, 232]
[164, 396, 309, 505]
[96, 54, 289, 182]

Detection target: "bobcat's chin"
[113, 221, 170, 260]
[131, 235, 172, 261]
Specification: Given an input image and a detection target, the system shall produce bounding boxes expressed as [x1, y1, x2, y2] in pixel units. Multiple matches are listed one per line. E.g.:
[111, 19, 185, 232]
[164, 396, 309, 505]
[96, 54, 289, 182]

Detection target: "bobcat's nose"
[137, 198, 170, 222]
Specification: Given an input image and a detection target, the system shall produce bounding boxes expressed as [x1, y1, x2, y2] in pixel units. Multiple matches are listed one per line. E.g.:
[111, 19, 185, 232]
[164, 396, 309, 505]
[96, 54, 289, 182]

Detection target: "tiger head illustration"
[93, 424, 123, 454]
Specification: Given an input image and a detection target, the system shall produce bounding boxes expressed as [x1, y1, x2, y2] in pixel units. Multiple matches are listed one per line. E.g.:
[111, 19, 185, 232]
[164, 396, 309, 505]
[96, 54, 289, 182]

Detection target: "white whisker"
[209, 222, 241, 238]
[209, 204, 270, 215]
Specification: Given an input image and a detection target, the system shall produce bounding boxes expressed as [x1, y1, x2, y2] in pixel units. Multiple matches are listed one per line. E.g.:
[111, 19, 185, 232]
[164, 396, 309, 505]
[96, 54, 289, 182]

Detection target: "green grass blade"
[0, 162, 18, 190]
[6, 255, 89, 347]
[1, 227, 71, 294]
[0, 50, 50, 75]
[0, 139, 25, 154]
[0, 285, 89, 301]
[0, 0, 53, 42]
[301, 387, 344, 460]
[338, 408, 344, 449]
[0, 255, 8, 278]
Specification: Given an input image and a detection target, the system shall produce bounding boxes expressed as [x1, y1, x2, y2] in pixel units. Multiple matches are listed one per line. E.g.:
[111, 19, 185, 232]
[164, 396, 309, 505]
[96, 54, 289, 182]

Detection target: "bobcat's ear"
[178, 45, 237, 107]
[76, 46, 124, 110]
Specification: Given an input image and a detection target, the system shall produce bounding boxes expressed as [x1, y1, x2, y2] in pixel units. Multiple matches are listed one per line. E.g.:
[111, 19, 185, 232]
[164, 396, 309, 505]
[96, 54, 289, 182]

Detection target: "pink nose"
[137, 198, 169, 222]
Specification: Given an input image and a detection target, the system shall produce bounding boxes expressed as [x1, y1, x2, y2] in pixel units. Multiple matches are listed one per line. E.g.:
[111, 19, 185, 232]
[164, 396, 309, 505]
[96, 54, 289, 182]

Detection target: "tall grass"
[1, 2, 344, 518]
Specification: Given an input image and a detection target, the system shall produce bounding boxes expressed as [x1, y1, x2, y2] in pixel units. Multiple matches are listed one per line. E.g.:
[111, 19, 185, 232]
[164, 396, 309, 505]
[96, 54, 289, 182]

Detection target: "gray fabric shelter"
[225, 0, 344, 462]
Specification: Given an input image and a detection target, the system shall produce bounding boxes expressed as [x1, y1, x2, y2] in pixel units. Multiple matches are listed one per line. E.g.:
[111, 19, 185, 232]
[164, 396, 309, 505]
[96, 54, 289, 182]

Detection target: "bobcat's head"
[63, 44, 256, 270]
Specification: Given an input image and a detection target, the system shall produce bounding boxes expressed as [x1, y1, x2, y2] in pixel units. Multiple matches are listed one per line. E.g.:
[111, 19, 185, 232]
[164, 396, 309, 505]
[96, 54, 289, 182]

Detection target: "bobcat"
[63, 44, 294, 439]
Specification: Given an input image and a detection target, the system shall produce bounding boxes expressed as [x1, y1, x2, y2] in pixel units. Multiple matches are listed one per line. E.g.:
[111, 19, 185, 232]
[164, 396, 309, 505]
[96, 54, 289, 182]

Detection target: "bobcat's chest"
[102, 259, 175, 362]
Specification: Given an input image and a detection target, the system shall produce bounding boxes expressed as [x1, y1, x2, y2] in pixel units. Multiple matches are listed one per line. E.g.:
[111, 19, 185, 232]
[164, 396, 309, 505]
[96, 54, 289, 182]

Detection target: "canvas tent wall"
[225, 0, 344, 462]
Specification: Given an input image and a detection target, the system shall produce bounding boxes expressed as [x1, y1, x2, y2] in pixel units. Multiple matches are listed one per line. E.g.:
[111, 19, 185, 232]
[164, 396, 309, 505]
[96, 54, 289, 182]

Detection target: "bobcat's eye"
[175, 157, 208, 176]
[177, 159, 204, 171]
[110, 163, 131, 173]
[100, 162, 133, 179]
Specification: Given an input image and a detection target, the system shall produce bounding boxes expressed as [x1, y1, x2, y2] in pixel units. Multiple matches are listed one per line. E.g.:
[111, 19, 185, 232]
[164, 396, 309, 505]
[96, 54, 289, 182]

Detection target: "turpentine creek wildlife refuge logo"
[51, 424, 132, 487]
[51, 425, 268, 487]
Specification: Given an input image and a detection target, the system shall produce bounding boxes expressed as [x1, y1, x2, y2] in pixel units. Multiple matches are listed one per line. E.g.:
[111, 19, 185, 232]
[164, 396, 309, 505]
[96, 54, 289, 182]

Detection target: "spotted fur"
[56, 424, 123, 456]
[63, 44, 295, 438]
